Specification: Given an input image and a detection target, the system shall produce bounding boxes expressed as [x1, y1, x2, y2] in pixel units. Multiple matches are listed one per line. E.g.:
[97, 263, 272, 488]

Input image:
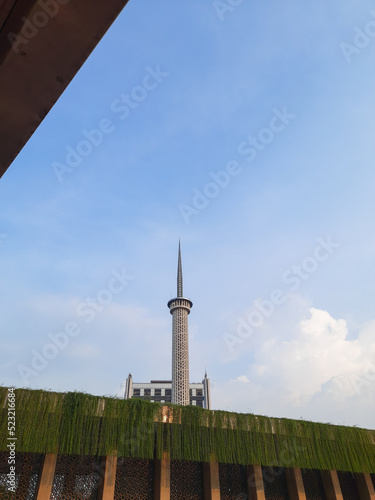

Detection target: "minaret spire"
[177, 239, 183, 298]
[167, 241, 193, 405]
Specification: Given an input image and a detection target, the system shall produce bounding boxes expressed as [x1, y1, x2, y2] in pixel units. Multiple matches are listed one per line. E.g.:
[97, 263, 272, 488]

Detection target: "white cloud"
[271, 307, 362, 402]
[214, 298, 375, 428]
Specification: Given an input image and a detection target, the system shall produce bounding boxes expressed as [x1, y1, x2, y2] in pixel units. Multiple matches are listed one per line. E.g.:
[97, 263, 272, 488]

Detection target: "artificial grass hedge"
[0, 387, 374, 473]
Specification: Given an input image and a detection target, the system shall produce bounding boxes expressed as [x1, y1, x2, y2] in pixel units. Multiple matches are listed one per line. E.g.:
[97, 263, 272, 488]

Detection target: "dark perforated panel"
[262, 467, 290, 500]
[170, 460, 204, 500]
[219, 463, 248, 499]
[0, 452, 42, 500]
[337, 471, 360, 500]
[301, 469, 326, 500]
[114, 457, 154, 500]
[50, 454, 101, 500]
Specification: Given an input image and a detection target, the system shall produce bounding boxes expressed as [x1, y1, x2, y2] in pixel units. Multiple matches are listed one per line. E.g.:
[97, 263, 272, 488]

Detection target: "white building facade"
[124, 374, 211, 409]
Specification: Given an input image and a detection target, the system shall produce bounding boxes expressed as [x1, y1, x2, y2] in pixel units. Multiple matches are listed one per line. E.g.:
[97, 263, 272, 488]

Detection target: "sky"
[1, 0, 375, 429]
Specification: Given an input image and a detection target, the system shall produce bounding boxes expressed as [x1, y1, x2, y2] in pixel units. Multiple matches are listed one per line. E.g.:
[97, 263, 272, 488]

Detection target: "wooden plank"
[35, 453, 57, 500]
[97, 453, 117, 500]
[321, 470, 344, 500]
[203, 457, 220, 500]
[154, 452, 170, 500]
[285, 468, 307, 500]
[356, 473, 375, 500]
[247, 464, 266, 500]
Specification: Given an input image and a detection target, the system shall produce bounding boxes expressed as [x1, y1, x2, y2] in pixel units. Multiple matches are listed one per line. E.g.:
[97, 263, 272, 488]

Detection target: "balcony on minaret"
[167, 297, 193, 314]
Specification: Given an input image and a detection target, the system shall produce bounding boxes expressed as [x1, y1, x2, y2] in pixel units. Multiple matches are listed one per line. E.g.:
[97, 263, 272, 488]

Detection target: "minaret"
[167, 241, 193, 405]
[203, 371, 211, 410]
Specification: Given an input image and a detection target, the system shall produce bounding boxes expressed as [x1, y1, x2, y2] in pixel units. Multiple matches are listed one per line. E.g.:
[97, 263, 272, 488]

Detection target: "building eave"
[0, 0, 129, 178]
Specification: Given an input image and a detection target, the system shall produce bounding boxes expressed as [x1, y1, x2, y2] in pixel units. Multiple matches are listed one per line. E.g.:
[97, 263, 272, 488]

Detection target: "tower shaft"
[171, 299, 191, 405]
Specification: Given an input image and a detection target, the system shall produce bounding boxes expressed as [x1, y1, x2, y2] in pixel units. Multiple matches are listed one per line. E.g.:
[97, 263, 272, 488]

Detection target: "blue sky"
[1, 0, 375, 429]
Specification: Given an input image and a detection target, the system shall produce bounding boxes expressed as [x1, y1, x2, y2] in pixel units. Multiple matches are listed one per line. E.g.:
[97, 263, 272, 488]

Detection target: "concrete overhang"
[0, 0, 129, 178]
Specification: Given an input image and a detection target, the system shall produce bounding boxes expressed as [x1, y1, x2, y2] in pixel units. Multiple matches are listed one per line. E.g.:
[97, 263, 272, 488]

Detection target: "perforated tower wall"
[170, 298, 191, 405]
